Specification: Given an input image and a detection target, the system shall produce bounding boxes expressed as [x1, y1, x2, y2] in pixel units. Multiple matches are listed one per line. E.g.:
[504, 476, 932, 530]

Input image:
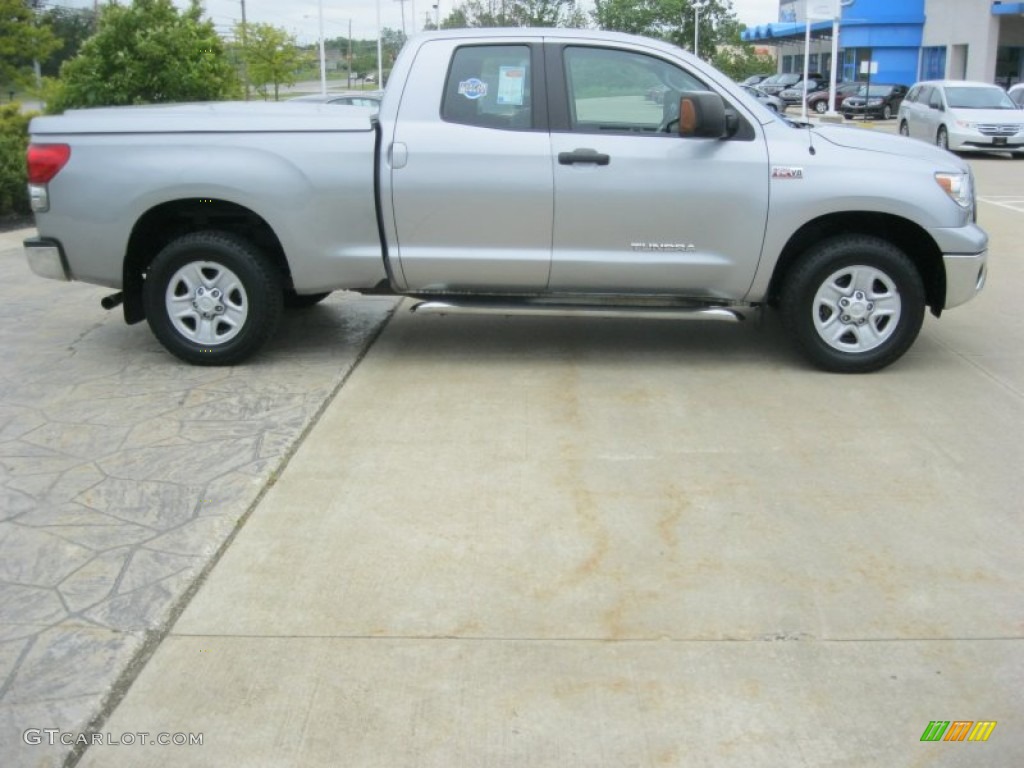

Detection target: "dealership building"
[741, 0, 1024, 87]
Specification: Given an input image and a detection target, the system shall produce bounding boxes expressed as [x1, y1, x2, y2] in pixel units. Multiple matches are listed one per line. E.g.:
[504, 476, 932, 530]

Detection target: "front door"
[548, 44, 770, 299]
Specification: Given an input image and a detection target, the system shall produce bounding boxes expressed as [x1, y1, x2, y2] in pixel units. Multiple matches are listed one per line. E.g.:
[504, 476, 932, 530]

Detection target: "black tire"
[937, 126, 949, 150]
[143, 231, 283, 365]
[899, 121, 909, 137]
[780, 235, 926, 373]
[814, 100, 827, 114]
[284, 290, 331, 309]
[882, 104, 892, 120]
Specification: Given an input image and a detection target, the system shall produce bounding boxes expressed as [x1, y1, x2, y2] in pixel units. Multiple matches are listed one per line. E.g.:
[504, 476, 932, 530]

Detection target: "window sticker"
[496, 66, 526, 106]
[458, 78, 488, 100]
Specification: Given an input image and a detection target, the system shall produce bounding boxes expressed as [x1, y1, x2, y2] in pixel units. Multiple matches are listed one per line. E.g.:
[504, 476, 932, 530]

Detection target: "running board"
[409, 299, 751, 322]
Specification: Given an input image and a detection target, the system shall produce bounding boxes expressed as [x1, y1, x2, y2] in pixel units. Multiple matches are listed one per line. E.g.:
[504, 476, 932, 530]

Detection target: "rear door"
[386, 40, 553, 292]
[547, 43, 770, 299]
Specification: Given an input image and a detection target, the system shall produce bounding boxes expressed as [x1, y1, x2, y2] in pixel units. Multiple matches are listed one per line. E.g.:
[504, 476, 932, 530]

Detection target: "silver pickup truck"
[24, 29, 987, 373]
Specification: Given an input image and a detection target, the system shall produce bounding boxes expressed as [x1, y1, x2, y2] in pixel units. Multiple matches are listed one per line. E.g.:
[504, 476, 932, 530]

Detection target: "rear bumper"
[24, 237, 70, 281]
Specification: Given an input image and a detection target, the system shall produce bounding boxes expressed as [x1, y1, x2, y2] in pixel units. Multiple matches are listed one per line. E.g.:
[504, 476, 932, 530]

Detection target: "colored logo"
[920, 721, 997, 742]
[458, 78, 488, 100]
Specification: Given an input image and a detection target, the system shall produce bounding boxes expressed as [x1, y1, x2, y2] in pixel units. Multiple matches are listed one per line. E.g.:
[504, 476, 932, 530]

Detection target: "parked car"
[898, 80, 1024, 154]
[806, 82, 863, 114]
[741, 85, 784, 113]
[757, 73, 801, 96]
[777, 78, 828, 108]
[1007, 82, 1024, 107]
[739, 74, 772, 87]
[842, 84, 908, 120]
[759, 72, 823, 97]
[289, 91, 383, 107]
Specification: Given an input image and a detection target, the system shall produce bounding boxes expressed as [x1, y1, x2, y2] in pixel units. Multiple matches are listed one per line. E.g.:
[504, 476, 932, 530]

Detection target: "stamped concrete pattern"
[0, 229, 396, 767]
[79, 157, 1022, 766]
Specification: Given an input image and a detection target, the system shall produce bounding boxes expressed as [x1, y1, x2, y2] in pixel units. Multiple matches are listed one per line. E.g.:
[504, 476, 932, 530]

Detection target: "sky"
[51, 1, 783, 45]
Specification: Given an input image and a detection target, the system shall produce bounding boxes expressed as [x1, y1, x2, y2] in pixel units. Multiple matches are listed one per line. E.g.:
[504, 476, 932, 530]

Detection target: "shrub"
[0, 103, 34, 217]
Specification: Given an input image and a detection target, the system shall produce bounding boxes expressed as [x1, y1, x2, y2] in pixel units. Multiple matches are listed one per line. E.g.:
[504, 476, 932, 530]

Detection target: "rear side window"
[442, 45, 532, 130]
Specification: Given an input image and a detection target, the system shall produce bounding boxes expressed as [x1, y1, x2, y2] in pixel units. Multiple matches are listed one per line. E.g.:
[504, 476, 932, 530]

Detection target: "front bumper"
[24, 237, 70, 281]
[943, 251, 987, 309]
[843, 106, 886, 118]
[948, 130, 1024, 152]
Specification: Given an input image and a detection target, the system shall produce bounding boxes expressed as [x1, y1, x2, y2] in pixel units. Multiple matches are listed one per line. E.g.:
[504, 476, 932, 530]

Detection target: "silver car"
[741, 85, 783, 113]
[898, 80, 1024, 155]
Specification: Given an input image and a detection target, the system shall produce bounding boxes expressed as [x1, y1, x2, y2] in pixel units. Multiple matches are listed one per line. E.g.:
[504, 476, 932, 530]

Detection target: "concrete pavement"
[0, 227, 397, 767]
[73, 154, 1024, 766]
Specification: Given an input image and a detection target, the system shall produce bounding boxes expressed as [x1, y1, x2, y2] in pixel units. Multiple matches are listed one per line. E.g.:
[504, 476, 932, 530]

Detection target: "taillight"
[27, 144, 71, 184]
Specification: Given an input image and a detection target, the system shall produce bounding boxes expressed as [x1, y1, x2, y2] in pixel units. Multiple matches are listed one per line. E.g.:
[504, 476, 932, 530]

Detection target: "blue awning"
[741, 20, 835, 44]
[992, 2, 1024, 14]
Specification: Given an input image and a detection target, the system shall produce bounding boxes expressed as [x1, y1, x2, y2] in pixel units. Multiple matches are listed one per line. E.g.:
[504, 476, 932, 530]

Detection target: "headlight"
[955, 120, 977, 129]
[868, 98, 883, 105]
[935, 172, 972, 209]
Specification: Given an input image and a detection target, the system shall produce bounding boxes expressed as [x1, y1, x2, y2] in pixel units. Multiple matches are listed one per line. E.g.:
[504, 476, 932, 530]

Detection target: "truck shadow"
[268, 297, 807, 370]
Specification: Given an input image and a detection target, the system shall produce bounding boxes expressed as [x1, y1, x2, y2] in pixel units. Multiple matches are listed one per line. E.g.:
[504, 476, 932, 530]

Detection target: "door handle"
[558, 148, 610, 166]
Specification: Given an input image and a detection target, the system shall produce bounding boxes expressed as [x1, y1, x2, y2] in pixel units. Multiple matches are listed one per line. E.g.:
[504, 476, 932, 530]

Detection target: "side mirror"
[678, 91, 734, 139]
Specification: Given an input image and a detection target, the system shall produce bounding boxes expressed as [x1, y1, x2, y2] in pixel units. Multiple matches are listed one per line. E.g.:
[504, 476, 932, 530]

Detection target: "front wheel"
[143, 232, 283, 365]
[780, 236, 925, 373]
[814, 100, 827, 114]
[882, 104, 893, 120]
[937, 126, 949, 150]
[899, 121, 910, 137]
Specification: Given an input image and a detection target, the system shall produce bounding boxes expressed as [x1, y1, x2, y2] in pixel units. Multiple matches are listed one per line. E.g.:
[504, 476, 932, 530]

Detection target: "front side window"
[563, 46, 704, 134]
[442, 45, 532, 130]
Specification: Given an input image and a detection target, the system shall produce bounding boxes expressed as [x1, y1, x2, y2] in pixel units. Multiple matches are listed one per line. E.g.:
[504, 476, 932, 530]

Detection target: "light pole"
[376, 0, 383, 86]
[693, 1, 707, 59]
[317, 0, 326, 96]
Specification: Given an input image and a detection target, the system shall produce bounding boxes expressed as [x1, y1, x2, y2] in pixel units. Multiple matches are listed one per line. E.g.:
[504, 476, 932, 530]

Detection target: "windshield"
[944, 86, 1016, 109]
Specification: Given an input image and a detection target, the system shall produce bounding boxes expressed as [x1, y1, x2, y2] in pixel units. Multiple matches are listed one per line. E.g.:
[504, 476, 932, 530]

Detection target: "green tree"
[0, 0, 59, 93]
[440, 0, 585, 29]
[235, 22, 306, 101]
[593, 0, 738, 60]
[38, 6, 98, 78]
[0, 102, 33, 216]
[48, 0, 239, 113]
[712, 41, 776, 81]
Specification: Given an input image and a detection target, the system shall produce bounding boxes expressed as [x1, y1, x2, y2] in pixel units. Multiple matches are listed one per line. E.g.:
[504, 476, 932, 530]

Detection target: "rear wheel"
[814, 100, 828, 114]
[143, 232, 283, 365]
[780, 235, 925, 373]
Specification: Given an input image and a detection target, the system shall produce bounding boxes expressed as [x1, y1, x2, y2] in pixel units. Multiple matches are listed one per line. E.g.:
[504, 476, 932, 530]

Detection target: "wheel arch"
[766, 212, 945, 316]
[122, 199, 289, 324]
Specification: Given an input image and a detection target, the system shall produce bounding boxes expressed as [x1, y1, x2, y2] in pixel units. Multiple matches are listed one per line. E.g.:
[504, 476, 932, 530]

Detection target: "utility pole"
[395, 0, 408, 36]
[240, 0, 250, 100]
[347, 19, 353, 89]
[318, 0, 326, 96]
